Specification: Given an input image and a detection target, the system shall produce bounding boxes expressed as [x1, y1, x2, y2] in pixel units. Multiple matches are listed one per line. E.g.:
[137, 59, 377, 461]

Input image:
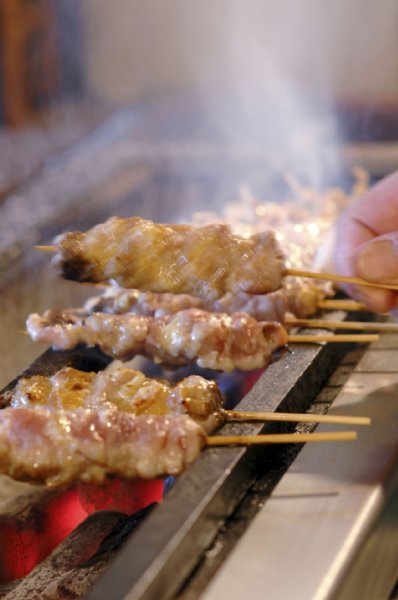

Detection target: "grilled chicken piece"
[3, 367, 225, 434]
[85, 287, 289, 323]
[146, 309, 288, 371]
[282, 280, 326, 318]
[0, 408, 205, 485]
[26, 310, 151, 360]
[83, 277, 327, 322]
[27, 308, 288, 371]
[85, 288, 204, 318]
[51, 217, 285, 301]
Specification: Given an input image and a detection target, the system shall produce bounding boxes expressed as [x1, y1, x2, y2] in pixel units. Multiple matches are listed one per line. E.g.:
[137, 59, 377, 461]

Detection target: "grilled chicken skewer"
[26, 307, 379, 371]
[48, 217, 285, 301]
[3, 366, 225, 434]
[2, 366, 370, 428]
[26, 308, 288, 371]
[0, 366, 217, 485]
[37, 215, 398, 299]
[0, 366, 363, 486]
[0, 406, 358, 487]
[83, 279, 324, 322]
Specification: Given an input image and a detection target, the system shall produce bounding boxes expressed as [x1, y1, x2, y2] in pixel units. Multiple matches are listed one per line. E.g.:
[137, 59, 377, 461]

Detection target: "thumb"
[356, 235, 398, 282]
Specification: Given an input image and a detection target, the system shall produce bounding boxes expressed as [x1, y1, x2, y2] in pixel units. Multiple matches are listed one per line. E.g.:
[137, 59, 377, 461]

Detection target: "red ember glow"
[0, 479, 164, 583]
[242, 368, 264, 394]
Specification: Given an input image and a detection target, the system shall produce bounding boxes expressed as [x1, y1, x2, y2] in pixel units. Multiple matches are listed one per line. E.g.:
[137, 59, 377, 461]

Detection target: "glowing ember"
[0, 479, 164, 584]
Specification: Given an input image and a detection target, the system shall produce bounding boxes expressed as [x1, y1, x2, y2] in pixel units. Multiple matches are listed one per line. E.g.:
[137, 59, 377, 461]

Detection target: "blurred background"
[1, 0, 398, 385]
[1, 0, 398, 190]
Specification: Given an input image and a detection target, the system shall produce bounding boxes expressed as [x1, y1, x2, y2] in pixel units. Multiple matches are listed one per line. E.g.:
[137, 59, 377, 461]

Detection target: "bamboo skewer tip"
[34, 245, 56, 253]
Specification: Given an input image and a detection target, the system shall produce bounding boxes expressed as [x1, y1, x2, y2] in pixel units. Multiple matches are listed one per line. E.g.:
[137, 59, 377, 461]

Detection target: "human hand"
[334, 170, 398, 313]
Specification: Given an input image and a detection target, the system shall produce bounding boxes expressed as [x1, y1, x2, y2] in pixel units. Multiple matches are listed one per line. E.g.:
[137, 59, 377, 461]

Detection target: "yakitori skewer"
[72, 282, 321, 323]
[35, 244, 398, 294]
[26, 308, 380, 371]
[35, 217, 285, 301]
[286, 317, 398, 333]
[0, 404, 358, 486]
[207, 431, 357, 446]
[5, 366, 370, 430]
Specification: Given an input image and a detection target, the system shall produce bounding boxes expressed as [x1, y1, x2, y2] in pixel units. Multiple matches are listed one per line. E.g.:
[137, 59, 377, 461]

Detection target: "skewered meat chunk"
[210, 290, 288, 322]
[51, 217, 285, 301]
[85, 286, 288, 322]
[27, 308, 288, 371]
[282, 280, 326, 318]
[0, 407, 206, 485]
[3, 367, 225, 434]
[85, 289, 204, 318]
[27, 310, 151, 360]
[83, 282, 320, 322]
[146, 309, 287, 371]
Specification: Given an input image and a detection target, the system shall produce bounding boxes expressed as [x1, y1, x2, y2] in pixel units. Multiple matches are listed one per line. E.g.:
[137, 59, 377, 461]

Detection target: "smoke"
[84, 0, 398, 187]
[169, 1, 346, 186]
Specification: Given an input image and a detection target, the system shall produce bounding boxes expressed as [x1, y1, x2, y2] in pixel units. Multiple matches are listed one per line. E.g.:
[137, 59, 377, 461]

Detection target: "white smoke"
[84, 0, 398, 184]
[170, 0, 344, 186]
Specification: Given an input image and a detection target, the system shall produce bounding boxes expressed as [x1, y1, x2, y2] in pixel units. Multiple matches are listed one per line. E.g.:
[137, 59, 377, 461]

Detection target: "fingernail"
[357, 239, 398, 281]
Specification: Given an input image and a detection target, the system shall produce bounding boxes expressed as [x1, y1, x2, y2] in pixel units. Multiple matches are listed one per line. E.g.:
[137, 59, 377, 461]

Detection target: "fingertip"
[356, 237, 398, 282]
[348, 285, 396, 313]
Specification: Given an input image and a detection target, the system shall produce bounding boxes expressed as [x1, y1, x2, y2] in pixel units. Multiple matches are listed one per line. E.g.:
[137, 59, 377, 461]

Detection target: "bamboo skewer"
[226, 410, 370, 426]
[317, 299, 369, 311]
[286, 267, 398, 291]
[206, 431, 357, 446]
[34, 245, 56, 252]
[286, 317, 398, 333]
[287, 334, 379, 343]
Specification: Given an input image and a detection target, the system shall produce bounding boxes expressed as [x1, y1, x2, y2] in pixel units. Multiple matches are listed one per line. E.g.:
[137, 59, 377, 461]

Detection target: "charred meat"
[51, 217, 285, 301]
[3, 366, 225, 434]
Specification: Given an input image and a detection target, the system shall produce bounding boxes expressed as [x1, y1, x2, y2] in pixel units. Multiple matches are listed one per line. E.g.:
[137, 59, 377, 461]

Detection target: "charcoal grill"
[1, 104, 398, 600]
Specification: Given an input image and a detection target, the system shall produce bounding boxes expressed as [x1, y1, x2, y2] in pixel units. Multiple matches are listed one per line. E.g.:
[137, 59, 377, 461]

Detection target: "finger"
[356, 235, 398, 282]
[352, 235, 398, 312]
[343, 282, 396, 313]
[346, 171, 398, 236]
[335, 171, 398, 273]
[334, 173, 398, 312]
[334, 211, 395, 311]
